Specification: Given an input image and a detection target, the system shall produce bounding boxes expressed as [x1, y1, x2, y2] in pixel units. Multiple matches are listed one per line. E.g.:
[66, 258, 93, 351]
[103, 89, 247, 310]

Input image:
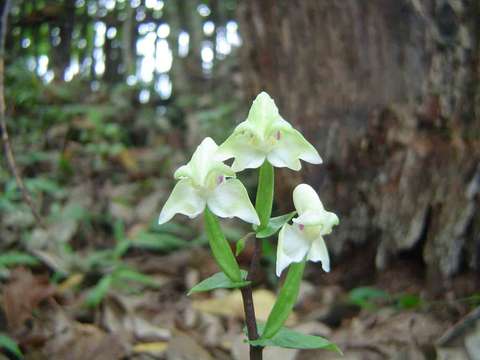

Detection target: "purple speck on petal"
[276, 130, 281, 140]
[216, 175, 224, 185]
[298, 224, 305, 231]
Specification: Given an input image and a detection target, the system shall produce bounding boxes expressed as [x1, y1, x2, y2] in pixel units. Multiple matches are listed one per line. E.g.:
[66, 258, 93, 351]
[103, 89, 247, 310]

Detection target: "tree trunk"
[238, 0, 480, 289]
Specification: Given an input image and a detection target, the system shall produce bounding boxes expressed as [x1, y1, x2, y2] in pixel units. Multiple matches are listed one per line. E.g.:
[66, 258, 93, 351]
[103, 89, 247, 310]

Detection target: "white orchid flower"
[276, 184, 339, 276]
[158, 137, 260, 226]
[217, 92, 322, 172]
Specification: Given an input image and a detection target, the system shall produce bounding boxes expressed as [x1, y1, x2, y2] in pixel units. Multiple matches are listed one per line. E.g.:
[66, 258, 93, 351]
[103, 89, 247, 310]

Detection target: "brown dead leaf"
[2, 268, 56, 333]
[167, 329, 213, 360]
[47, 322, 126, 360]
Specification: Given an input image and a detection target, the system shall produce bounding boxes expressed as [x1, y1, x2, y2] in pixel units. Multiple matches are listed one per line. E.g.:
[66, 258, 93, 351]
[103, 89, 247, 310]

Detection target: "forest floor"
[1, 241, 479, 360]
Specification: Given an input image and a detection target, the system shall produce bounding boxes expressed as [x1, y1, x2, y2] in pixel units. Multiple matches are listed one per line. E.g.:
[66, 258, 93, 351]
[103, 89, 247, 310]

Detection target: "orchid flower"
[158, 137, 260, 226]
[276, 184, 339, 276]
[217, 92, 322, 172]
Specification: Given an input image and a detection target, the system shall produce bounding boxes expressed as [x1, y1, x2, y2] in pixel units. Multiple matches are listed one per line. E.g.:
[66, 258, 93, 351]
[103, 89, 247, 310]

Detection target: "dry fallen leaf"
[57, 273, 84, 293]
[42, 314, 126, 360]
[167, 329, 213, 360]
[2, 268, 56, 333]
[133, 341, 169, 354]
[192, 289, 297, 324]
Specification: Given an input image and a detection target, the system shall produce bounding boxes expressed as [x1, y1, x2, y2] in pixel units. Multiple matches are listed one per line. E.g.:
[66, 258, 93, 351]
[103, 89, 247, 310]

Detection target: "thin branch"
[0, 0, 43, 225]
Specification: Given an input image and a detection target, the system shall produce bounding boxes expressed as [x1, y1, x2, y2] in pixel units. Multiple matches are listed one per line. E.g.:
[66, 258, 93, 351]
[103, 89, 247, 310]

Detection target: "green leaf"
[255, 212, 296, 238]
[85, 275, 113, 307]
[255, 161, 274, 231]
[235, 237, 247, 256]
[235, 232, 254, 256]
[0, 333, 23, 358]
[188, 270, 250, 295]
[113, 240, 130, 259]
[262, 261, 305, 339]
[204, 208, 242, 282]
[250, 325, 341, 354]
[0, 251, 39, 268]
[113, 219, 126, 242]
[396, 293, 422, 310]
[155, 222, 194, 238]
[113, 268, 159, 288]
[348, 286, 389, 310]
[131, 231, 189, 251]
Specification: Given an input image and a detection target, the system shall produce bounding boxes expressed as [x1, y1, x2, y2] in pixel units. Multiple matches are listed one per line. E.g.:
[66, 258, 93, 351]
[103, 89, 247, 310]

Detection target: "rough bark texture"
[238, 0, 480, 285]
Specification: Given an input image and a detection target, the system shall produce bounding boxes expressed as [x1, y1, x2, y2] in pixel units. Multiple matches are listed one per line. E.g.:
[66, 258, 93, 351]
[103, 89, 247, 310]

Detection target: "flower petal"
[207, 179, 260, 225]
[158, 179, 206, 224]
[308, 236, 330, 272]
[246, 92, 280, 137]
[267, 145, 302, 170]
[175, 137, 216, 184]
[276, 223, 310, 276]
[267, 128, 321, 170]
[293, 209, 339, 229]
[283, 127, 322, 164]
[292, 184, 324, 214]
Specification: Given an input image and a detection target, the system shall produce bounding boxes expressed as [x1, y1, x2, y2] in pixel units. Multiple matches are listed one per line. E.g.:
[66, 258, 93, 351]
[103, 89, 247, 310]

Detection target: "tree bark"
[238, 0, 480, 289]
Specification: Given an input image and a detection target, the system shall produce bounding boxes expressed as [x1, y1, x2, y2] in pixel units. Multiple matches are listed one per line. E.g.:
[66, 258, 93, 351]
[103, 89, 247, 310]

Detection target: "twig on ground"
[436, 306, 480, 346]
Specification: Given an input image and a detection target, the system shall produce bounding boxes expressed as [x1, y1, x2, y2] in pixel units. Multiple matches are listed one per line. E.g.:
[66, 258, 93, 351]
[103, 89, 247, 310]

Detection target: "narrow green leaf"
[255, 212, 296, 238]
[255, 161, 274, 231]
[131, 231, 189, 251]
[0, 333, 23, 358]
[85, 275, 113, 307]
[113, 219, 126, 242]
[235, 238, 247, 256]
[204, 208, 242, 282]
[262, 261, 305, 339]
[188, 270, 250, 295]
[396, 293, 422, 310]
[236, 232, 254, 256]
[0, 251, 39, 267]
[250, 325, 341, 354]
[113, 240, 130, 259]
[113, 268, 159, 288]
[348, 286, 389, 310]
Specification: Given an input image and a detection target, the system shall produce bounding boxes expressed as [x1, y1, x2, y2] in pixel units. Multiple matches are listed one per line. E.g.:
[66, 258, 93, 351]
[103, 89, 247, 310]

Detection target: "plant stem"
[240, 237, 263, 360]
[255, 161, 274, 230]
[240, 161, 275, 360]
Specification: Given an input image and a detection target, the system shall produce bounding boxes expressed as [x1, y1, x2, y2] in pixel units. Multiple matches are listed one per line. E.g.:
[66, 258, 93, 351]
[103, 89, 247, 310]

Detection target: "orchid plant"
[158, 92, 341, 359]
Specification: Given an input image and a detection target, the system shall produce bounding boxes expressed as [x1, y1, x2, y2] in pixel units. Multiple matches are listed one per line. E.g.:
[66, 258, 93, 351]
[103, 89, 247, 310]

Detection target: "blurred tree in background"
[238, 0, 480, 292]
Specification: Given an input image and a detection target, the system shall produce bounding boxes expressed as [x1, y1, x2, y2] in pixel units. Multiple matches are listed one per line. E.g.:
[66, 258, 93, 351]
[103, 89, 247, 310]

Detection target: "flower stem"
[240, 237, 263, 360]
[240, 162, 274, 360]
[255, 161, 274, 230]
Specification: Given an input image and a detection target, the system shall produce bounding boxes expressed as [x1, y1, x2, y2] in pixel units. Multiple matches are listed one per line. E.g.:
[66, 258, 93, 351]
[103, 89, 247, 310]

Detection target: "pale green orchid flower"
[158, 137, 260, 225]
[217, 92, 322, 172]
[276, 184, 339, 276]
